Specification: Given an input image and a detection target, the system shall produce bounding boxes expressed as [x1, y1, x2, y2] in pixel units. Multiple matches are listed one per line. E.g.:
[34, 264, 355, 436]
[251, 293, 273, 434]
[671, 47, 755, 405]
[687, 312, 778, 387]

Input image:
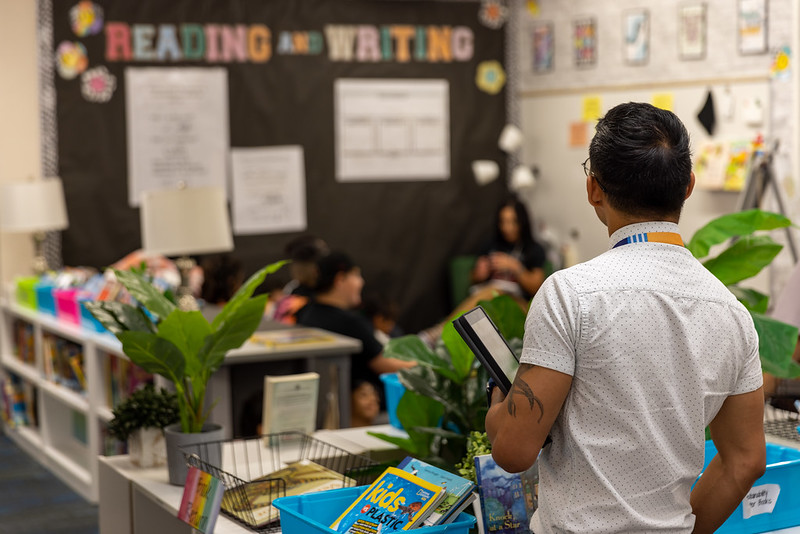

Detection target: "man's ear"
[586, 175, 604, 207]
[685, 172, 696, 200]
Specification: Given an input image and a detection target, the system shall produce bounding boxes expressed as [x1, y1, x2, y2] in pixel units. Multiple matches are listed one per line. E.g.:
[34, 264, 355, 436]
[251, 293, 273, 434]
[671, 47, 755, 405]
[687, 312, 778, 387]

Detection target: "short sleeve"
[520, 274, 580, 376]
[732, 327, 764, 395]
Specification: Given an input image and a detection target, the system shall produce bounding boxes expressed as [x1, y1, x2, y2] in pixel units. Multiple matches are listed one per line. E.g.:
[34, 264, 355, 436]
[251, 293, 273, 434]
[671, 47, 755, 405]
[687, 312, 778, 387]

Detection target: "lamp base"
[175, 256, 198, 311]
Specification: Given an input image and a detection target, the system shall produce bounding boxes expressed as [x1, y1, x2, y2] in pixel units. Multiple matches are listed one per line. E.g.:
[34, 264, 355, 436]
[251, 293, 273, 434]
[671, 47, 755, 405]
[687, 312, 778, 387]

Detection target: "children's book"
[474, 453, 539, 534]
[221, 459, 355, 528]
[396, 456, 476, 525]
[330, 466, 446, 532]
[177, 466, 225, 534]
[250, 328, 336, 348]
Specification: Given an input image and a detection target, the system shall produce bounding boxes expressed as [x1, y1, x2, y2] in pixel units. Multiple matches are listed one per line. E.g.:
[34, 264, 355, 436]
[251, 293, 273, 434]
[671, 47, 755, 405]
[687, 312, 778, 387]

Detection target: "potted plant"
[85, 260, 286, 483]
[107, 383, 179, 468]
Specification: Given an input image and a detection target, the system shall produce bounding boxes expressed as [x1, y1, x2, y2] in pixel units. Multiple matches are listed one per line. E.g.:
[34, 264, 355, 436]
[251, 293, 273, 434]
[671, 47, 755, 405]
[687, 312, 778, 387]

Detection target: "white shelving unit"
[0, 300, 129, 503]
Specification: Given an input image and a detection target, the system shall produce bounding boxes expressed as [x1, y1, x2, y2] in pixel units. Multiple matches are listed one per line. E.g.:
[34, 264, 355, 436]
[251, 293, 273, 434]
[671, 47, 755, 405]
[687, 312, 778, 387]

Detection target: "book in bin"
[474, 453, 539, 534]
[330, 466, 446, 532]
[396, 456, 477, 526]
[221, 459, 355, 528]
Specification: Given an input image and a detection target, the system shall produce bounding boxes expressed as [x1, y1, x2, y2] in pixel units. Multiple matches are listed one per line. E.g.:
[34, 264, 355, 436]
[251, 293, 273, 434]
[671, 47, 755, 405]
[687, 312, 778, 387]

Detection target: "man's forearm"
[690, 455, 761, 533]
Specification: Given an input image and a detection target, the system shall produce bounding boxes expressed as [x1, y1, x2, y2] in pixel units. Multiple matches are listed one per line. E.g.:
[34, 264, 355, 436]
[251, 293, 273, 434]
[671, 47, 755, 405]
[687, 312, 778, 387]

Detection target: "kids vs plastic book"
[330, 466, 445, 532]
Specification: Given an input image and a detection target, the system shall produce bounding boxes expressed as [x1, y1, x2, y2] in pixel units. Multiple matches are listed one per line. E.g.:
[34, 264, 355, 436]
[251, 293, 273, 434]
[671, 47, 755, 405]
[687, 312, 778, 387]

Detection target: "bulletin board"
[45, 0, 510, 331]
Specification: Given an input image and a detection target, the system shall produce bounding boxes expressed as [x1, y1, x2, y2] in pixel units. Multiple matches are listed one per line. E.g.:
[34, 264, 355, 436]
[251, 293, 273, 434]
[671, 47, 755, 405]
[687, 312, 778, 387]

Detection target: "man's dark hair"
[588, 102, 692, 217]
[314, 251, 356, 293]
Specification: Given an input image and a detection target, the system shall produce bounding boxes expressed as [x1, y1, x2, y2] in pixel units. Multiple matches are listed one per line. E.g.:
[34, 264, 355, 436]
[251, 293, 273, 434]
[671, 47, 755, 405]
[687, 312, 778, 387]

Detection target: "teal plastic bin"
[699, 441, 800, 533]
[273, 485, 476, 534]
[380, 373, 406, 430]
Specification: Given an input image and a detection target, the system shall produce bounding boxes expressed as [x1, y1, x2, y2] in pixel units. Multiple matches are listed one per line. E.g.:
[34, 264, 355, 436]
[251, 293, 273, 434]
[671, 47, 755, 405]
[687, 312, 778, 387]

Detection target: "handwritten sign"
[742, 483, 780, 519]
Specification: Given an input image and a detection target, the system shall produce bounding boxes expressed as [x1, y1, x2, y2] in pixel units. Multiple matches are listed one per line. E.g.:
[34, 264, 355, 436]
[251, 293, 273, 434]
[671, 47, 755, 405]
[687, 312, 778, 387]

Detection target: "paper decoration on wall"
[81, 66, 116, 102]
[526, 0, 540, 16]
[623, 9, 650, 65]
[479, 0, 508, 29]
[569, 122, 588, 147]
[70, 1, 104, 37]
[510, 165, 536, 191]
[476, 60, 506, 94]
[652, 93, 674, 111]
[678, 4, 706, 60]
[472, 160, 500, 185]
[771, 46, 791, 79]
[742, 97, 764, 126]
[694, 140, 751, 191]
[738, 0, 768, 55]
[532, 23, 554, 73]
[55, 41, 89, 79]
[582, 95, 602, 121]
[498, 124, 524, 153]
[696, 91, 716, 136]
[573, 18, 597, 68]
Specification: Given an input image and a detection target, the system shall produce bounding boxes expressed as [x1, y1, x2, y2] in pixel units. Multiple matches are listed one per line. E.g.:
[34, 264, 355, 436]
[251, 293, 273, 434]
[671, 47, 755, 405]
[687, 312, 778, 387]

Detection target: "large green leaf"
[157, 310, 213, 378]
[752, 312, 800, 379]
[479, 294, 527, 340]
[212, 261, 286, 330]
[117, 331, 186, 383]
[441, 321, 474, 382]
[384, 335, 461, 382]
[200, 295, 269, 374]
[702, 235, 782, 285]
[686, 210, 791, 259]
[728, 286, 769, 314]
[368, 390, 443, 456]
[114, 269, 176, 320]
[83, 300, 155, 335]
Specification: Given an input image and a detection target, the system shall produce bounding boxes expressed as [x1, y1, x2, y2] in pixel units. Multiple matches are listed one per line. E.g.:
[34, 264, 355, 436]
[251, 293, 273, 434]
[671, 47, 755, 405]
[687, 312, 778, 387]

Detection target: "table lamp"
[140, 184, 234, 311]
[0, 177, 69, 275]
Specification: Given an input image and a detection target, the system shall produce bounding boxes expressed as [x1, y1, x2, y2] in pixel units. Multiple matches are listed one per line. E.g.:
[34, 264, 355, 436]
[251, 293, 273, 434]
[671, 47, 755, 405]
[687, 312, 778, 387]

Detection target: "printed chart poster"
[335, 79, 450, 181]
[230, 146, 307, 235]
[126, 67, 229, 206]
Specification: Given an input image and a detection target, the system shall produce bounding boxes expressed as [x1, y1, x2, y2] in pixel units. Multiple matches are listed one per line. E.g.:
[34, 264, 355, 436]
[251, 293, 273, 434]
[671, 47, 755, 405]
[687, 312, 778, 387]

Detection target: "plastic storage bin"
[700, 441, 800, 533]
[54, 288, 82, 326]
[35, 283, 56, 316]
[273, 485, 476, 534]
[79, 299, 106, 333]
[15, 277, 39, 309]
[380, 373, 406, 430]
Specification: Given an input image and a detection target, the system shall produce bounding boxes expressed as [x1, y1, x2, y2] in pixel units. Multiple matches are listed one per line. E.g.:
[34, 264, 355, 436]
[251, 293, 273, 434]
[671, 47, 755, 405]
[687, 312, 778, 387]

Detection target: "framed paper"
[738, 0, 768, 55]
[623, 9, 650, 65]
[532, 23, 554, 73]
[573, 17, 597, 67]
[678, 4, 706, 60]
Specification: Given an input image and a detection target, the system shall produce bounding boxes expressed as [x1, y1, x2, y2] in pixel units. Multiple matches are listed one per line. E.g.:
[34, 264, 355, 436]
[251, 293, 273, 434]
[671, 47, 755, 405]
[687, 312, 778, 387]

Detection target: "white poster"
[230, 146, 307, 235]
[335, 79, 450, 181]
[125, 67, 229, 206]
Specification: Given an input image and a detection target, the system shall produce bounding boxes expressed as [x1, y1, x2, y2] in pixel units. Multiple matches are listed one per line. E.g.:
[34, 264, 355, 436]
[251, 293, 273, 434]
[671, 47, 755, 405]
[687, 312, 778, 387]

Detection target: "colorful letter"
[205, 24, 222, 62]
[427, 26, 452, 62]
[221, 25, 247, 62]
[132, 24, 156, 60]
[452, 26, 474, 61]
[390, 25, 415, 62]
[356, 25, 381, 61]
[105, 22, 131, 61]
[325, 25, 358, 61]
[156, 25, 182, 61]
[248, 25, 271, 62]
[181, 24, 205, 60]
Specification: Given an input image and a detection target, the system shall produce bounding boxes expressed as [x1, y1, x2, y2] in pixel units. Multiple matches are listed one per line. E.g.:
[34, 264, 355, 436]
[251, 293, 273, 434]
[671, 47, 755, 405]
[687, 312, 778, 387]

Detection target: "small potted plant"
[108, 383, 180, 468]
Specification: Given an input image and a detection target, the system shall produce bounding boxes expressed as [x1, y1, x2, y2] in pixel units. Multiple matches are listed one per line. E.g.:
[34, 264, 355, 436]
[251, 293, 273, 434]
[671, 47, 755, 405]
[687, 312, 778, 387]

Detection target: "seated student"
[296, 251, 415, 427]
[269, 234, 329, 324]
[361, 290, 403, 347]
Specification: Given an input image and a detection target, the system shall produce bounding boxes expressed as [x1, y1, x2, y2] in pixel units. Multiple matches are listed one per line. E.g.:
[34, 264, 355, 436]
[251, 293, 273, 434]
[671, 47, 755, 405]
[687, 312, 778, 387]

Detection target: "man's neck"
[605, 210, 680, 237]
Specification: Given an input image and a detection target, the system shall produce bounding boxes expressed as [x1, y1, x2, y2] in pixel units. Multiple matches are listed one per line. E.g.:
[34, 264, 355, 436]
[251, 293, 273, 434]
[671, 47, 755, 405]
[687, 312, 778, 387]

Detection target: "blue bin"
[273, 485, 476, 534]
[699, 441, 800, 533]
[35, 283, 56, 316]
[79, 299, 107, 334]
[380, 373, 406, 430]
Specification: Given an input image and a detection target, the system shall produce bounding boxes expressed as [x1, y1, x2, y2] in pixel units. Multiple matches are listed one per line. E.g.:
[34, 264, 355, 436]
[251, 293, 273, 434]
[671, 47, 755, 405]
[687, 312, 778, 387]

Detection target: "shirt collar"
[608, 221, 682, 250]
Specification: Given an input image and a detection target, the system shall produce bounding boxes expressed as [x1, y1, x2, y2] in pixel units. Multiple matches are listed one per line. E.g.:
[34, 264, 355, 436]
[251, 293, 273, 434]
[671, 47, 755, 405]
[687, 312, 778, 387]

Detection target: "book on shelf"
[42, 334, 86, 394]
[395, 456, 477, 526]
[250, 328, 337, 348]
[221, 459, 356, 528]
[178, 466, 226, 534]
[0, 373, 37, 428]
[474, 453, 539, 534]
[12, 319, 35, 365]
[261, 372, 319, 436]
[329, 466, 446, 532]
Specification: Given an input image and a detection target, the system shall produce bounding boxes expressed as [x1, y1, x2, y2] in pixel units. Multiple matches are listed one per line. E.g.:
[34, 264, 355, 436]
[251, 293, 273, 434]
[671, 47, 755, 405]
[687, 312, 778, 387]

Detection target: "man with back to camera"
[485, 102, 766, 533]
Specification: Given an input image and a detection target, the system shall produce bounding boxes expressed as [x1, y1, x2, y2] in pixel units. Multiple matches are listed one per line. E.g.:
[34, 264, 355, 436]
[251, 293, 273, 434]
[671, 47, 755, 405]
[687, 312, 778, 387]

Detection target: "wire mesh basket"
[764, 403, 800, 444]
[180, 431, 382, 533]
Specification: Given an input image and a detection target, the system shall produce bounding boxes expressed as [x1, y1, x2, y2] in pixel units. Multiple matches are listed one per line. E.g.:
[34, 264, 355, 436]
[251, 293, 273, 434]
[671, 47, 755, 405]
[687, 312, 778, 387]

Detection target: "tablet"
[453, 306, 519, 394]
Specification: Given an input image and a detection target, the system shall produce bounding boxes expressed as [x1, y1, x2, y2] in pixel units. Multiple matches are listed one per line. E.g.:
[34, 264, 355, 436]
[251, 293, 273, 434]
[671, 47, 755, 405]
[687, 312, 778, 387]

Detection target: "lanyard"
[613, 232, 684, 249]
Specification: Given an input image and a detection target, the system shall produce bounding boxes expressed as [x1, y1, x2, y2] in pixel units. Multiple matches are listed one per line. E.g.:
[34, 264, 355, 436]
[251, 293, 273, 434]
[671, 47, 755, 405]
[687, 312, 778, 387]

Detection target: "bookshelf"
[0, 300, 146, 503]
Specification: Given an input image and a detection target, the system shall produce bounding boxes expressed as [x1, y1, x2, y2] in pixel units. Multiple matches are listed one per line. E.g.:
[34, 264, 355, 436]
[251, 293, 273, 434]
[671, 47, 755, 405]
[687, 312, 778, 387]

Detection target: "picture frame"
[623, 9, 649, 65]
[573, 17, 597, 68]
[532, 22, 555, 73]
[678, 3, 706, 60]
[738, 0, 768, 55]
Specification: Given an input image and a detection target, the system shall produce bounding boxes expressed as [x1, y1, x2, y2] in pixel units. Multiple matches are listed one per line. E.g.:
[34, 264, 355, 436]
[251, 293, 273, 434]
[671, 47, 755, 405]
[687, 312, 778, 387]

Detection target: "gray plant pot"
[164, 423, 224, 485]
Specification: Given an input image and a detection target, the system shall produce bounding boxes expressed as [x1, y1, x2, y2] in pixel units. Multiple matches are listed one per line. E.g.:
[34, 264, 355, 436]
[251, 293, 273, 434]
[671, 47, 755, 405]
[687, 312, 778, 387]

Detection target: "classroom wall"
[0, 0, 39, 288]
[512, 0, 799, 296]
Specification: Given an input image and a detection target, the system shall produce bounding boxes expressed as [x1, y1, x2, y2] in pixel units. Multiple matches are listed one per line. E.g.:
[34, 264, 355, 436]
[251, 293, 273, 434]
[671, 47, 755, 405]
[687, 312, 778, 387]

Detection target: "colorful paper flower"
[55, 41, 88, 80]
[476, 60, 506, 95]
[81, 66, 116, 102]
[480, 0, 508, 30]
[70, 1, 104, 37]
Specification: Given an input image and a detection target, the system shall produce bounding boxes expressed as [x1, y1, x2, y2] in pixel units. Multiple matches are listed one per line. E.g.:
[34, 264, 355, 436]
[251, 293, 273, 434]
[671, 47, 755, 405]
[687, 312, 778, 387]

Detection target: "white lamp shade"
[140, 186, 233, 256]
[0, 178, 69, 232]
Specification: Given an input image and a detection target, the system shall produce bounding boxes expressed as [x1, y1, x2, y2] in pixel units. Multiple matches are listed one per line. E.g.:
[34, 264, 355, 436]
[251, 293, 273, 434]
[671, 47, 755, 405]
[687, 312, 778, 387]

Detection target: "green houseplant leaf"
[82, 301, 155, 335]
[686, 209, 791, 259]
[701, 235, 782, 285]
[114, 269, 177, 320]
[752, 312, 800, 379]
[368, 390, 443, 457]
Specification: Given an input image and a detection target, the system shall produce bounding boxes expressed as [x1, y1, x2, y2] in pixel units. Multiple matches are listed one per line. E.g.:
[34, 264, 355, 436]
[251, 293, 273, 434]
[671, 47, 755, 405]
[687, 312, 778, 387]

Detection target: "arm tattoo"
[507, 364, 545, 423]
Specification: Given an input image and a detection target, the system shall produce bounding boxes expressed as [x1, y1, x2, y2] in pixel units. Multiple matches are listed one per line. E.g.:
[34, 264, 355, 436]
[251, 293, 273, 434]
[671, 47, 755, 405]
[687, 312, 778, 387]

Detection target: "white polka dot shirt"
[521, 221, 763, 533]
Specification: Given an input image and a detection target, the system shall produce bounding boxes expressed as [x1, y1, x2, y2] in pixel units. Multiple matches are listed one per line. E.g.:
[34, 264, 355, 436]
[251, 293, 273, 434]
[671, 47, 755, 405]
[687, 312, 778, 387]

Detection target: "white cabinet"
[0, 301, 132, 503]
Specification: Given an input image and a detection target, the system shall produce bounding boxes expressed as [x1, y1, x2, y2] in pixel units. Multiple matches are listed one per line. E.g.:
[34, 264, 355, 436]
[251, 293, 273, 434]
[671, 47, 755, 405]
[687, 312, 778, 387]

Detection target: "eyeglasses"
[582, 157, 608, 192]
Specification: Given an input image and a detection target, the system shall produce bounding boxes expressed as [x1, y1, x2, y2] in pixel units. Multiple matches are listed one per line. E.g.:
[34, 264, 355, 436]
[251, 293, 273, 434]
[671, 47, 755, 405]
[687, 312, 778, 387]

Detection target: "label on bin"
[742, 483, 780, 519]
